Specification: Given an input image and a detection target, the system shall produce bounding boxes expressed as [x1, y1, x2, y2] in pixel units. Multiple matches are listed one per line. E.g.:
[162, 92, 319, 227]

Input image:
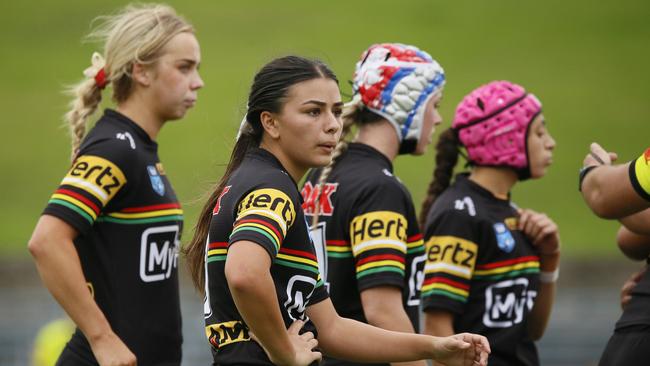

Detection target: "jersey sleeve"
[421, 209, 479, 315]
[629, 148, 650, 201]
[42, 140, 129, 235]
[349, 181, 411, 292]
[229, 184, 298, 260]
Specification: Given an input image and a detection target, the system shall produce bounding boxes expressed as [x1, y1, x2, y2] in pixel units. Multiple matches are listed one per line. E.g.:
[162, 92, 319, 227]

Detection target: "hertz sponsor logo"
[350, 211, 407, 254]
[62, 155, 126, 204]
[425, 236, 478, 279]
[237, 188, 296, 233]
[205, 320, 250, 349]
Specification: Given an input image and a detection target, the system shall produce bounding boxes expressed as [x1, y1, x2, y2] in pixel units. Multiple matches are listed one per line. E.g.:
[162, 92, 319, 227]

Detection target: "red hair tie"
[94, 68, 108, 90]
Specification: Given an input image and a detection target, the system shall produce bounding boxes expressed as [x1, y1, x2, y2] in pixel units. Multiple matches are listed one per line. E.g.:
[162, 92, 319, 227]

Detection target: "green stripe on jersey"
[96, 215, 183, 225]
[275, 259, 319, 274]
[327, 252, 353, 258]
[231, 226, 280, 252]
[422, 288, 468, 303]
[473, 267, 540, 281]
[49, 199, 93, 224]
[356, 266, 404, 279]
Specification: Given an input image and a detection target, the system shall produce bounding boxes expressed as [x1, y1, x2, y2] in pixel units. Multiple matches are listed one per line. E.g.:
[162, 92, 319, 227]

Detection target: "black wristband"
[578, 165, 598, 192]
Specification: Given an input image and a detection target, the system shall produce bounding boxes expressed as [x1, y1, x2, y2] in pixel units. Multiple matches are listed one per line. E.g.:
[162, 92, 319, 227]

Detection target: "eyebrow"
[301, 100, 344, 107]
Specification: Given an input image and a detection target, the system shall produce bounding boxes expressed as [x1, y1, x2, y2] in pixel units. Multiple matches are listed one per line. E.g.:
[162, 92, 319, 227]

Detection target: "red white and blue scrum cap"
[349, 43, 445, 154]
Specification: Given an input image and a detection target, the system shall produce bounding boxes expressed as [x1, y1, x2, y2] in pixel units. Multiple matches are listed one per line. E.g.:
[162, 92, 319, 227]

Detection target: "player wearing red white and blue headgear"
[303, 43, 448, 366]
[349, 43, 446, 154]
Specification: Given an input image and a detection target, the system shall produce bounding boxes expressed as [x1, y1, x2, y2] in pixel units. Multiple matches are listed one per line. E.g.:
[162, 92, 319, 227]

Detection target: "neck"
[259, 141, 306, 183]
[117, 96, 164, 141]
[469, 167, 518, 199]
[355, 119, 399, 162]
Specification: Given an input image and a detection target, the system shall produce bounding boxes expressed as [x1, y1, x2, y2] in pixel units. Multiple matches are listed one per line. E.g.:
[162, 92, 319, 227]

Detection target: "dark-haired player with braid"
[184, 54, 490, 366]
[302, 43, 446, 366]
[420, 81, 559, 366]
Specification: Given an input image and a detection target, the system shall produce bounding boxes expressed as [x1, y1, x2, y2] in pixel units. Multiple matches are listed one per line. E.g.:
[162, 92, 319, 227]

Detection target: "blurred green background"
[1, 0, 648, 259]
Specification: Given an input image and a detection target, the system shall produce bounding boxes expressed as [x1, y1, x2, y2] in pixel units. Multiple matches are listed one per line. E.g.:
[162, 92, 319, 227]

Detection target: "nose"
[547, 135, 556, 150]
[434, 109, 443, 126]
[192, 71, 204, 90]
[325, 111, 341, 134]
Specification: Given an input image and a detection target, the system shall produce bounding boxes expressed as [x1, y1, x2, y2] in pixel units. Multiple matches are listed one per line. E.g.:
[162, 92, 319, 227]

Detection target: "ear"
[260, 111, 280, 139]
[131, 62, 152, 87]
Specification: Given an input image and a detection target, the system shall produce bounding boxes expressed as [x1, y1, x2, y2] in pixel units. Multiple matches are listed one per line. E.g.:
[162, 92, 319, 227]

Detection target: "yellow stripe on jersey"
[61, 155, 126, 204]
[633, 151, 650, 196]
[106, 209, 183, 219]
[51, 193, 97, 220]
[473, 261, 539, 276]
[236, 188, 296, 235]
[422, 282, 469, 298]
[356, 259, 405, 273]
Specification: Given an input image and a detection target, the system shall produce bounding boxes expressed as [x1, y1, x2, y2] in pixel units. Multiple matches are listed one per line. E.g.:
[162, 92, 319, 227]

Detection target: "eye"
[307, 108, 321, 117]
[333, 108, 343, 118]
[178, 64, 192, 73]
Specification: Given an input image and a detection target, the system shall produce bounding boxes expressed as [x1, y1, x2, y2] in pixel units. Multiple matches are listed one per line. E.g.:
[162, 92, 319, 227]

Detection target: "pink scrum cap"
[452, 80, 542, 178]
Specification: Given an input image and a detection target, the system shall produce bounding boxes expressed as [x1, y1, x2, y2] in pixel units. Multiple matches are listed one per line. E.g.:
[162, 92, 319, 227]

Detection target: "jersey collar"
[347, 143, 394, 173]
[103, 109, 157, 148]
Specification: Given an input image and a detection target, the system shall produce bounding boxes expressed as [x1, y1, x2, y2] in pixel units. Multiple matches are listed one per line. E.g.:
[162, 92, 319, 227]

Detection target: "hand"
[251, 320, 321, 366]
[621, 266, 647, 310]
[431, 333, 490, 366]
[89, 331, 136, 366]
[518, 209, 560, 255]
[582, 142, 618, 167]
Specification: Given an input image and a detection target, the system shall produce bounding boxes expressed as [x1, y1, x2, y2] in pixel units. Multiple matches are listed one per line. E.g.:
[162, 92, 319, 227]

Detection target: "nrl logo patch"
[147, 165, 165, 196]
[493, 223, 515, 253]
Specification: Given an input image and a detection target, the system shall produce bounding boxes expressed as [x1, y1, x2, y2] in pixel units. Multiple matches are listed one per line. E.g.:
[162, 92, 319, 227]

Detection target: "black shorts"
[599, 325, 650, 366]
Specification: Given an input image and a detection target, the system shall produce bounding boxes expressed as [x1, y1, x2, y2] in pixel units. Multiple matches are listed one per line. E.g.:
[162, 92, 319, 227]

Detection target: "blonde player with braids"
[28, 4, 203, 365]
[301, 43, 446, 366]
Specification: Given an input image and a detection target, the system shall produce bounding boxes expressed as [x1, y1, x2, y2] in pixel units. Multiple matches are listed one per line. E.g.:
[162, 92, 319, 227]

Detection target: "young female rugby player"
[28, 4, 203, 365]
[302, 43, 445, 366]
[420, 81, 559, 366]
[184, 55, 490, 366]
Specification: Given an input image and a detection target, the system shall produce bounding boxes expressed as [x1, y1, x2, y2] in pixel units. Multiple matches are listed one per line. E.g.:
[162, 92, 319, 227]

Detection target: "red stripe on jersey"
[423, 277, 470, 291]
[356, 254, 405, 266]
[278, 247, 317, 261]
[475, 255, 540, 270]
[56, 189, 100, 214]
[326, 240, 349, 246]
[120, 202, 181, 213]
[235, 218, 284, 241]
[407, 233, 423, 242]
[208, 242, 228, 250]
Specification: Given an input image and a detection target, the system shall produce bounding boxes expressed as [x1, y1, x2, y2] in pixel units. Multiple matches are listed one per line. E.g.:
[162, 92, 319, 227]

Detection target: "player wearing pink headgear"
[419, 81, 559, 366]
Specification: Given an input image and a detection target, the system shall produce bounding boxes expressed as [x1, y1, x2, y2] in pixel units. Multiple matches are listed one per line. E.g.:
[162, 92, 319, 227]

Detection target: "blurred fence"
[0, 259, 637, 366]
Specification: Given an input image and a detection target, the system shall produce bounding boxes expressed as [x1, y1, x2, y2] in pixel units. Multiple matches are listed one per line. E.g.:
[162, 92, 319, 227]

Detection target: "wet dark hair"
[185, 56, 338, 291]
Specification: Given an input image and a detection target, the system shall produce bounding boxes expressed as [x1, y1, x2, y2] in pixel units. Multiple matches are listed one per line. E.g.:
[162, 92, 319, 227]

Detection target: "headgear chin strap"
[452, 80, 542, 180]
[350, 43, 445, 154]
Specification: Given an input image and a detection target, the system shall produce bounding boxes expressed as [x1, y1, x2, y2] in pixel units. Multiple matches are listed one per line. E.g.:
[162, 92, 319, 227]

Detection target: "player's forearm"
[318, 312, 433, 362]
[364, 304, 426, 366]
[581, 164, 647, 218]
[527, 253, 559, 340]
[29, 230, 113, 342]
[620, 209, 650, 236]
[225, 256, 294, 365]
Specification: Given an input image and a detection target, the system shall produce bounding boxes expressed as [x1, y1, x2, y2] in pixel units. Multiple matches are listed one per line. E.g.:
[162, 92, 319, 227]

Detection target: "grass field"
[1, 0, 649, 258]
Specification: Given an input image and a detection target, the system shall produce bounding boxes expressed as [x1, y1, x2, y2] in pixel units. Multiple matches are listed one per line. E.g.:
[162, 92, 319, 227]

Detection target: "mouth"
[318, 142, 336, 154]
[184, 99, 197, 107]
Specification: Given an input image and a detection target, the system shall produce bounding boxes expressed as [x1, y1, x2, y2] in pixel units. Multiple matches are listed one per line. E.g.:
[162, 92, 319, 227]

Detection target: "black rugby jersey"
[43, 109, 183, 365]
[302, 143, 425, 366]
[203, 148, 329, 365]
[422, 174, 540, 366]
[614, 150, 650, 330]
